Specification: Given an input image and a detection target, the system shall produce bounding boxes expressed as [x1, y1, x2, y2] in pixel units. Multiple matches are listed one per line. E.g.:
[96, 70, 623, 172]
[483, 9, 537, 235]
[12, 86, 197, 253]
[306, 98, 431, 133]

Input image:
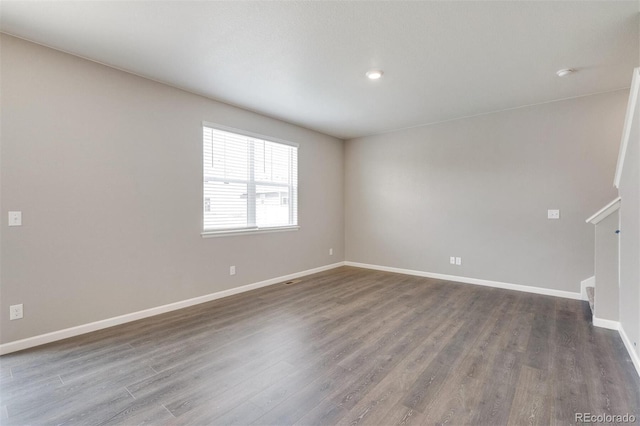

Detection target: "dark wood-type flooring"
[1, 266, 639, 425]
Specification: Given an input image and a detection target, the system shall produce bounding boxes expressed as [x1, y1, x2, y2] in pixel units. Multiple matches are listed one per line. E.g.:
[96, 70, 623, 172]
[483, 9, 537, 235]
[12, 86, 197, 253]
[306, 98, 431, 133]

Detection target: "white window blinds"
[203, 125, 298, 233]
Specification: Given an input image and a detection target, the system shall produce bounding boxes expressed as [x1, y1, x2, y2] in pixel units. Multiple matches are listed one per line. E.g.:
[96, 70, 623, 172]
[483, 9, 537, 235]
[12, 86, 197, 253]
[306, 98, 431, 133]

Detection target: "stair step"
[586, 286, 595, 314]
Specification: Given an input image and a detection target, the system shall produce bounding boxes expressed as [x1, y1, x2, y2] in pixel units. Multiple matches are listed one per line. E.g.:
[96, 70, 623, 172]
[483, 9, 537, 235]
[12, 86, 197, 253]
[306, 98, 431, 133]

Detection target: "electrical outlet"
[230, 266, 236, 276]
[329, 248, 333, 256]
[547, 209, 560, 219]
[450, 256, 456, 265]
[8, 211, 22, 226]
[455, 257, 462, 266]
[10, 304, 23, 320]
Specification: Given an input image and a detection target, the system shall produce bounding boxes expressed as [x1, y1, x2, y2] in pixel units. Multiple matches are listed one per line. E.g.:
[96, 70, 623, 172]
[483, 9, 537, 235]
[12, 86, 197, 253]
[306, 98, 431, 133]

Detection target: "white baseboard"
[592, 316, 620, 330]
[580, 276, 595, 301]
[591, 321, 640, 379]
[619, 325, 640, 378]
[344, 261, 582, 300]
[0, 261, 346, 355]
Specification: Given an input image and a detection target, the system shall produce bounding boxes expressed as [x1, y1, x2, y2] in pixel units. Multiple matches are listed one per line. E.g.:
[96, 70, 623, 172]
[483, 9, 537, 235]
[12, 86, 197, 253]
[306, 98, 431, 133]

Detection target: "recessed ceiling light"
[366, 70, 383, 80]
[556, 68, 576, 77]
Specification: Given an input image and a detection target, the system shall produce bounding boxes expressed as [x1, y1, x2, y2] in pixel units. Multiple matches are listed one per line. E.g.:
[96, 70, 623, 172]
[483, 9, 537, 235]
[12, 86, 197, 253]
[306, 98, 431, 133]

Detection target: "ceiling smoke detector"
[556, 68, 576, 77]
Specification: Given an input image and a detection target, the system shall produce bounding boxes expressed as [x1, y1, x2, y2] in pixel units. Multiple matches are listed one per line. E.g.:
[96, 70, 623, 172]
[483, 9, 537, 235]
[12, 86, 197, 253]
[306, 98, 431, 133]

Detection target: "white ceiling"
[1, 1, 638, 139]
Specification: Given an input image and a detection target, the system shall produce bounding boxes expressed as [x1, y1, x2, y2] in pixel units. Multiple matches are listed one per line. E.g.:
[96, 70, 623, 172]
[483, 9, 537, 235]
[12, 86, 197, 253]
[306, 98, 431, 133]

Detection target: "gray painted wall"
[345, 91, 626, 293]
[594, 210, 619, 322]
[0, 35, 345, 344]
[618, 83, 640, 362]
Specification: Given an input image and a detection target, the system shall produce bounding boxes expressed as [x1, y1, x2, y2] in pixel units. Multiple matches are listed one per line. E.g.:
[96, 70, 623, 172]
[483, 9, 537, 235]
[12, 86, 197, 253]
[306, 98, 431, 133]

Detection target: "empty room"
[1, 1, 640, 425]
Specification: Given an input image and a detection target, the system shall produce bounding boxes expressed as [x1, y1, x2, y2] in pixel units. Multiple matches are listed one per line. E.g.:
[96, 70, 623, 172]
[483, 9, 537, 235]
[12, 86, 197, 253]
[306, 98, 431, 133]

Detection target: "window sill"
[201, 226, 300, 238]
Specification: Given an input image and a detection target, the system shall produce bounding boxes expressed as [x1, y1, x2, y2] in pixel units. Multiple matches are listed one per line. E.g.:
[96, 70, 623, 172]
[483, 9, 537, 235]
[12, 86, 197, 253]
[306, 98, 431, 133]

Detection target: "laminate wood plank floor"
[1, 266, 639, 425]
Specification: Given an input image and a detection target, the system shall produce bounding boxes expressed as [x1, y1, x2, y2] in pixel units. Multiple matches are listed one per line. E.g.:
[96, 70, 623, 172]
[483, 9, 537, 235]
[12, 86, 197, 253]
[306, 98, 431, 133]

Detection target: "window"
[202, 124, 298, 235]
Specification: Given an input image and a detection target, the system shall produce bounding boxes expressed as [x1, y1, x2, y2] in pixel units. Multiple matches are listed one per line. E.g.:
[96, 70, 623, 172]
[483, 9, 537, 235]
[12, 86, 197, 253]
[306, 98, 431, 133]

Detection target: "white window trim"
[202, 122, 300, 148]
[201, 225, 300, 238]
[201, 122, 300, 236]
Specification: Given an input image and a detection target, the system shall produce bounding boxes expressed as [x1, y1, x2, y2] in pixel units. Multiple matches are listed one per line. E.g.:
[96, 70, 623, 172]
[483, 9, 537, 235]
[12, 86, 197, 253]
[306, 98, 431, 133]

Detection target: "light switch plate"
[455, 257, 462, 266]
[8, 211, 22, 226]
[548, 209, 560, 219]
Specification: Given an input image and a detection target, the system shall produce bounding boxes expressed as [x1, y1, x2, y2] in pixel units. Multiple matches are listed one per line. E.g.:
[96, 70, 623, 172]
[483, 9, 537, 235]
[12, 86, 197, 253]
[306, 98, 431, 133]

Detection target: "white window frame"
[201, 122, 300, 238]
